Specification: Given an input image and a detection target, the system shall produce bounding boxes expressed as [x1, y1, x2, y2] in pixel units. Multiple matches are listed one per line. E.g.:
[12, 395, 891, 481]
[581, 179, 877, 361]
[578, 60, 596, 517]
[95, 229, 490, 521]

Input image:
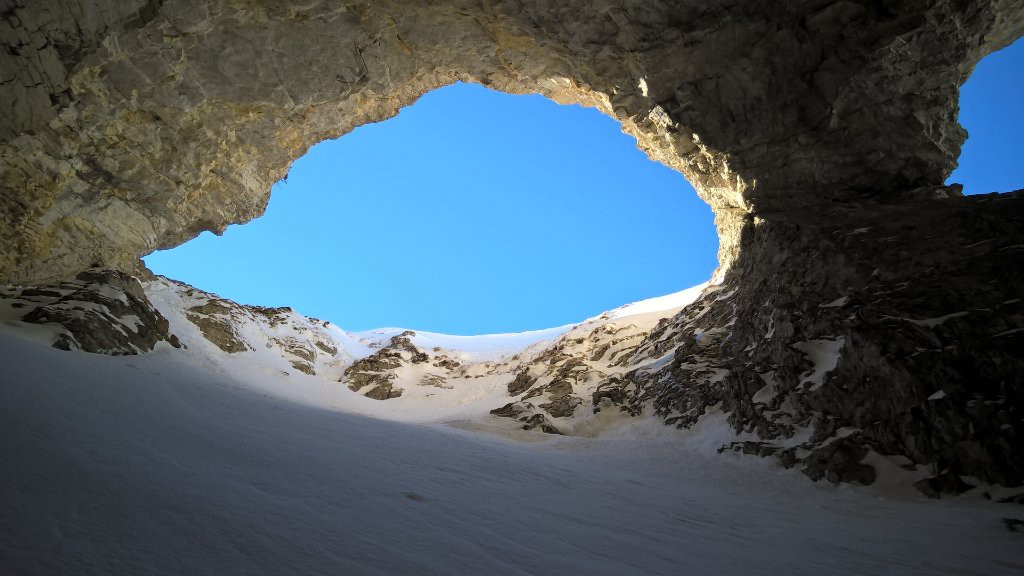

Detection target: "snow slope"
[2, 333, 1023, 575]
[351, 282, 709, 363]
[591, 281, 708, 321]
[127, 277, 716, 429]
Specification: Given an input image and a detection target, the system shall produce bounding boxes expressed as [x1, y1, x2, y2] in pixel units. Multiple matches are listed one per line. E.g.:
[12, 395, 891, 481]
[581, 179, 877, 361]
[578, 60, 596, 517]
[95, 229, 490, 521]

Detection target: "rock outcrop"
[185, 301, 252, 354]
[341, 330, 463, 400]
[486, 299, 703, 433]
[3, 268, 179, 354]
[150, 276, 354, 377]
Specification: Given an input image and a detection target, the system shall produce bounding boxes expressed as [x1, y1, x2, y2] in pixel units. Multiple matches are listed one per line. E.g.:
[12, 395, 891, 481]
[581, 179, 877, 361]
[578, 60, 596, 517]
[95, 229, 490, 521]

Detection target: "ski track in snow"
[2, 332, 1023, 575]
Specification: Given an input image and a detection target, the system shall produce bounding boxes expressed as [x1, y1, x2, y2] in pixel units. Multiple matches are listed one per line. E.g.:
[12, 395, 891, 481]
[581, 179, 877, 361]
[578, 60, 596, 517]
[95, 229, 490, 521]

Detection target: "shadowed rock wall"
[601, 189, 1024, 489]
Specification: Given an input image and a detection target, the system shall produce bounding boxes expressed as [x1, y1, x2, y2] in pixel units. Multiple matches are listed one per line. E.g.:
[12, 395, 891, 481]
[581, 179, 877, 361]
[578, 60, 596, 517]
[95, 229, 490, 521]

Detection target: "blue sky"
[146, 83, 719, 334]
[946, 37, 1024, 194]
[145, 38, 1021, 334]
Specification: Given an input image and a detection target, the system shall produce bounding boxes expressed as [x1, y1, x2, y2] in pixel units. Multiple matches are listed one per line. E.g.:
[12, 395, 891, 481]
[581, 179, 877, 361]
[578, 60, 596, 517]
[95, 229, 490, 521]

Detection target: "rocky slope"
[3, 257, 1022, 499]
[603, 189, 1024, 495]
[342, 330, 458, 400]
[147, 276, 360, 380]
[0, 268, 179, 355]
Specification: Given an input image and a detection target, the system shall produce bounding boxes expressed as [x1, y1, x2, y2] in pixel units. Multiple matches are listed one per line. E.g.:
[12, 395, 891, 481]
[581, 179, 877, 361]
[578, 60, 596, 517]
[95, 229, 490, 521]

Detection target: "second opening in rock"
[144, 83, 719, 334]
[947, 36, 1024, 195]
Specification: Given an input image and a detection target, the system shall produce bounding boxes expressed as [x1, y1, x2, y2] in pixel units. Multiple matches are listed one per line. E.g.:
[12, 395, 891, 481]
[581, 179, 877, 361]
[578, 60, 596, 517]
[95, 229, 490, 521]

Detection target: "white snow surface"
[594, 281, 708, 321]
[2, 279, 1023, 574]
[792, 338, 847, 392]
[1, 333, 1022, 575]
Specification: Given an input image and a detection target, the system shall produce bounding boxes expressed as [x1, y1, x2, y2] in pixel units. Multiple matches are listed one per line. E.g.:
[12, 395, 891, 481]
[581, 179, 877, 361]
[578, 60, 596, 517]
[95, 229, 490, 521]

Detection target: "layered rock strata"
[0, 268, 179, 354]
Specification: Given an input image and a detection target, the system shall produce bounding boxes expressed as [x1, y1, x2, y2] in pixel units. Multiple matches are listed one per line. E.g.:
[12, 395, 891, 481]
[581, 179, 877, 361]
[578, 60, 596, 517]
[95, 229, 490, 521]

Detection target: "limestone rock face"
[185, 301, 253, 354]
[4, 268, 179, 354]
[341, 330, 462, 400]
[1, 0, 1022, 284]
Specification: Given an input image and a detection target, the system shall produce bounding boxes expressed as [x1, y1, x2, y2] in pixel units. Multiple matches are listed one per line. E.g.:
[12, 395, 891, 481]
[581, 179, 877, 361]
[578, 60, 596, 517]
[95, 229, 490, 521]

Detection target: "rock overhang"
[1, 0, 1022, 285]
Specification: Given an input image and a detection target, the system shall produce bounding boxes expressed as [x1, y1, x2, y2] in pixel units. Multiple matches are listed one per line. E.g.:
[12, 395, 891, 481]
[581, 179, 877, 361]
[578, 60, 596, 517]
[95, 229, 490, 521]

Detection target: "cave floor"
[1, 332, 1021, 576]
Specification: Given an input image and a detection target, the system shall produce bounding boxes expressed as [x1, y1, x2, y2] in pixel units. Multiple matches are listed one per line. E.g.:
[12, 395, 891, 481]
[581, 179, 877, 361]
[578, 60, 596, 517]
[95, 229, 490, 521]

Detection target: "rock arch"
[2, 1, 1024, 488]
[1, 0, 1020, 285]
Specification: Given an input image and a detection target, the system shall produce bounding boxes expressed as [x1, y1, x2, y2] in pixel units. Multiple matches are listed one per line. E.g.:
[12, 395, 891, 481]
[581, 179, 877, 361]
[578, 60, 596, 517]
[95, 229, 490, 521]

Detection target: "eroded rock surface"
[595, 190, 1024, 490]
[186, 301, 251, 354]
[341, 331, 464, 400]
[152, 277, 354, 377]
[3, 268, 179, 354]
[486, 297, 702, 432]
[480, 190, 1024, 493]
[1, 1, 1022, 284]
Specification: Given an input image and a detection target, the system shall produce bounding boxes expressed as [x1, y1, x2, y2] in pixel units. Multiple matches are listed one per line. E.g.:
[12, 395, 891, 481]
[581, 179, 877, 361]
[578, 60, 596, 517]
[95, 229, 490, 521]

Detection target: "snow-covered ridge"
[129, 276, 715, 433]
[352, 281, 709, 361]
[145, 277, 708, 365]
[352, 325, 573, 363]
[0, 271, 714, 434]
[589, 282, 708, 322]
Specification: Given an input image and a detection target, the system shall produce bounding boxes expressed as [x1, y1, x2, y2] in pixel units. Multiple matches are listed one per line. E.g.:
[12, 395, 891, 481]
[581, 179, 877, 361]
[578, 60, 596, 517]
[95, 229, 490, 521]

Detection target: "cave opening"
[947, 36, 1024, 195]
[143, 82, 719, 335]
